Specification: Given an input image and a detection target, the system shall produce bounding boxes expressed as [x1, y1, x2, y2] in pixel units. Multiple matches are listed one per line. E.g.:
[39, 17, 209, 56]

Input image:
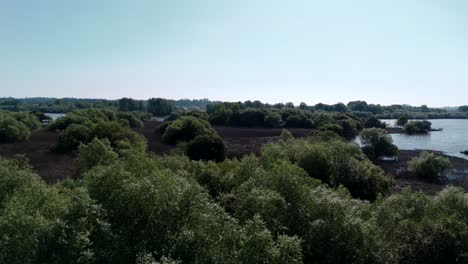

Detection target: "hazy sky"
[1, 0, 467, 106]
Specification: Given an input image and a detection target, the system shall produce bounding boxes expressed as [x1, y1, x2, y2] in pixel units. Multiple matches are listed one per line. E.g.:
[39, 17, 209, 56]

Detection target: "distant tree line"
[4, 97, 468, 119]
[0, 97, 215, 115]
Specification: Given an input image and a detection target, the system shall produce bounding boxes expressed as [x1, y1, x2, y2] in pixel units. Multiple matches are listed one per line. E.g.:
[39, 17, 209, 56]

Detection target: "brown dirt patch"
[0, 129, 75, 183]
[373, 149, 468, 194]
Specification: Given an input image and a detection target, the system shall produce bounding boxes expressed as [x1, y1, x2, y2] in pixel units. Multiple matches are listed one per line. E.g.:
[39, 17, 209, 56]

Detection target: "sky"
[0, 0, 467, 106]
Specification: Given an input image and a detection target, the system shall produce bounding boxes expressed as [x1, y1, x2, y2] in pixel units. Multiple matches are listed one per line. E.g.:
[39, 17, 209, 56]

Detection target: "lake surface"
[45, 113, 66, 120]
[382, 119, 468, 160]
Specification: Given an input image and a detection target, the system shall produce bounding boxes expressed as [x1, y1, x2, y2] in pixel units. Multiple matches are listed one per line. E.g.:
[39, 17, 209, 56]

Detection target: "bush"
[262, 138, 393, 200]
[83, 153, 300, 263]
[185, 135, 226, 162]
[338, 119, 359, 138]
[117, 112, 143, 128]
[284, 115, 314, 128]
[48, 113, 88, 130]
[364, 116, 385, 128]
[0, 159, 108, 264]
[404, 120, 432, 134]
[318, 123, 343, 135]
[0, 116, 30, 142]
[408, 151, 451, 182]
[360, 128, 398, 159]
[55, 121, 145, 153]
[11, 112, 41, 130]
[229, 109, 266, 127]
[396, 115, 408, 126]
[280, 129, 294, 141]
[208, 110, 231, 125]
[55, 124, 91, 152]
[166, 112, 182, 121]
[49, 109, 144, 131]
[264, 112, 283, 127]
[372, 187, 468, 264]
[0, 111, 40, 142]
[161, 116, 214, 144]
[76, 138, 119, 174]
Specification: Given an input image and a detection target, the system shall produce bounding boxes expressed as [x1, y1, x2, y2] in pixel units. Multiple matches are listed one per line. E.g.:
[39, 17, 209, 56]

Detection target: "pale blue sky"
[0, 0, 467, 106]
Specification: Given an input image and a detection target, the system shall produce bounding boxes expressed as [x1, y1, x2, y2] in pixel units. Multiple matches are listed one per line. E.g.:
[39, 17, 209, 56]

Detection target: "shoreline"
[373, 149, 468, 194]
[385, 127, 443, 134]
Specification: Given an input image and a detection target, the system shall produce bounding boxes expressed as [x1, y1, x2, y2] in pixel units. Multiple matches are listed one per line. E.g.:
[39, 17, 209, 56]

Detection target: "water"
[382, 119, 468, 160]
[45, 113, 66, 120]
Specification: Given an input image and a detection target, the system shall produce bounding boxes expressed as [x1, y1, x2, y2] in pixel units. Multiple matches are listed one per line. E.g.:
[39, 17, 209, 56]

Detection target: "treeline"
[0, 97, 214, 114]
[4, 97, 468, 119]
[1, 130, 467, 263]
[207, 100, 468, 119]
[205, 102, 365, 138]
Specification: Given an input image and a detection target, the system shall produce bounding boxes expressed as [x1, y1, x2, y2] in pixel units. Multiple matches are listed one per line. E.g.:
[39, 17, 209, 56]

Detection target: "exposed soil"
[214, 126, 313, 158]
[0, 129, 75, 183]
[1, 120, 467, 195]
[373, 149, 468, 194]
[134, 120, 173, 155]
[135, 121, 314, 158]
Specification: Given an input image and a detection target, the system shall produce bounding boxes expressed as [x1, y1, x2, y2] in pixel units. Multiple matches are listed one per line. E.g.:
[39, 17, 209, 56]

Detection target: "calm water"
[45, 113, 66, 120]
[382, 119, 468, 160]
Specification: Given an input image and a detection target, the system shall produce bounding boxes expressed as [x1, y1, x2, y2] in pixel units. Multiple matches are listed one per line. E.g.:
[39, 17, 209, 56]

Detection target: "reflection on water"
[45, 113, 66, 120]
[382, 119, 468, 160]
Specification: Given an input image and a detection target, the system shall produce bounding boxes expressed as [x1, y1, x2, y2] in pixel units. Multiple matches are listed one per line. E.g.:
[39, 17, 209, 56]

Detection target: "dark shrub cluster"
[158, 116, 226, 162]
[0, 111, 40, 142]
[50, 110, 146, 153]
[364, 116, 386, 128]
[261, 137, 394, 200]
[49, 109, 145, 131]
[360, 128, 398, 159]
[208, 105, 317, 129]
[404, 120, 432, 134]
[408, 151, 451, 182]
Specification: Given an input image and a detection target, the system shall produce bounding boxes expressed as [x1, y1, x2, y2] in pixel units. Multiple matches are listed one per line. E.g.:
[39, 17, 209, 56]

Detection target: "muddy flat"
[2, 121, 467, 194]
[0, 129, 74, 183]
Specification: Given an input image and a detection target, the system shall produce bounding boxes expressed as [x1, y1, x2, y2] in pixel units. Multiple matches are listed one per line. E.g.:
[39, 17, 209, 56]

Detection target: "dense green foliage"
[185, 134, 226, 162]
[49, 109, 146, 131]
[0, 97, 117, 113]
[1, 134, 467, 263]
[364, 116, 386, 128]
[396, 115, 409, 126]
[261, 136, 393, 200]
[4, 97, 468, 120]
[49, 109, 146, 152]
[207, 102, 362, 138]
[147, 98, 175, 116]
[372, 187, 468, 264]
[459, 106, 468, 112]
[2, 97, 468, 263]
[408, 151, 451, 182]
[76, 138, 119, 174]
[404, 120, 432, 134]
[158, 116, 226, 162]
[159, 116, 214, 144]
[360, 128, 398, 159]
[0, 97, 212, 113]
[0, 111, 40, 142]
